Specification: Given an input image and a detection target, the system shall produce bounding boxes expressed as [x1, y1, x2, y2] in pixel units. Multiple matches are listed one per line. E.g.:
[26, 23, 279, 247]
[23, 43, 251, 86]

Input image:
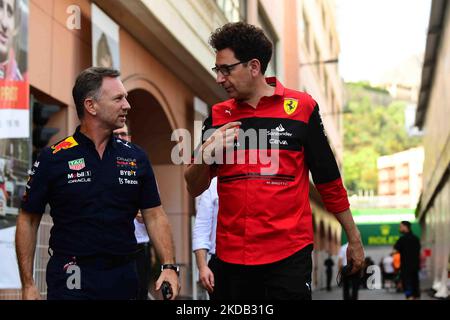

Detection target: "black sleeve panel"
[202, 116, 214, 143]
[304, 105, 341, 184]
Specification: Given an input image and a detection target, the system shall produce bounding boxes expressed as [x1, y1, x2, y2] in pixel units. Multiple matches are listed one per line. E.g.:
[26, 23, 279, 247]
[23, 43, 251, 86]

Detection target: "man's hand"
[135, 212, 144, 223]
[346, 239, 365, 275]
[198, 265, 215, 293]
[203, 122, 241, 164]
[22, 284, 42, 300]
[155, 269, 180, 300]
[334, 209, 365, 275]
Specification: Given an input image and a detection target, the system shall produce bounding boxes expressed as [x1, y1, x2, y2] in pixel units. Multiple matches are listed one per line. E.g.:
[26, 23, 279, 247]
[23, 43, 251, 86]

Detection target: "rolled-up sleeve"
[305, 104, 350, 214]
[192, 180, 216, 252]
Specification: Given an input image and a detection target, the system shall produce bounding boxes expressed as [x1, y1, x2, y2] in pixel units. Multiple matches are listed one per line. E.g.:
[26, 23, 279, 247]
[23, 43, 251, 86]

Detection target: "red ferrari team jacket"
[202, 77, 349, 265]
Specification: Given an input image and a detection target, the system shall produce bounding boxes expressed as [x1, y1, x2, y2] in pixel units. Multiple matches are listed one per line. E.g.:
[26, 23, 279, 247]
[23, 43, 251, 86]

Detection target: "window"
[302, 9, 310, 53]
[258, 9, 278, 76]
[314, 41, 321, 78]
[215, 0, 246, 22]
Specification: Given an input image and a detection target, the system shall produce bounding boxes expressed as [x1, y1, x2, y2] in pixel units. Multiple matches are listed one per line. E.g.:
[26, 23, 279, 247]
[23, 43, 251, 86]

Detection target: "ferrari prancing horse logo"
[284, 98, 298, 115]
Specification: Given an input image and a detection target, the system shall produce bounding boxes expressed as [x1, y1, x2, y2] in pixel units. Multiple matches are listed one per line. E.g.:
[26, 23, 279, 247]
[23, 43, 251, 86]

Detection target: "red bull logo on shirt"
[116, 157, 137, 168]
[52, 136, 79, 154]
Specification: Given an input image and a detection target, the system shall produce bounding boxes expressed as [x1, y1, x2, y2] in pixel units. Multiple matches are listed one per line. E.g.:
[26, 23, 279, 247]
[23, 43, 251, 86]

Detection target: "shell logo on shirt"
[52, 136, 79, 154]
[283, 98, 298, 115]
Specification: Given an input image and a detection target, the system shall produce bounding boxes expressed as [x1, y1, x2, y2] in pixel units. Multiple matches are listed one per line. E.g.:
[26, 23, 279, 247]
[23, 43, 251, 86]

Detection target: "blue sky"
[336, 0, 432, 82]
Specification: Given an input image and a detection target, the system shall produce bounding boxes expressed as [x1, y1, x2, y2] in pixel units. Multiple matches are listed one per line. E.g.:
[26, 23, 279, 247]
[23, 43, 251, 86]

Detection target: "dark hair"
[72, 67, 120, 119]
[401, 221, 412, 230]
[209, 22, 273, 74]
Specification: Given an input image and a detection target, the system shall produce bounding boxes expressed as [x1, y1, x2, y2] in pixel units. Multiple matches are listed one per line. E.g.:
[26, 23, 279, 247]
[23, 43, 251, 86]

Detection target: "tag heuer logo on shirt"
[68, 158, 85, 171]
[283, 98, 298, 115]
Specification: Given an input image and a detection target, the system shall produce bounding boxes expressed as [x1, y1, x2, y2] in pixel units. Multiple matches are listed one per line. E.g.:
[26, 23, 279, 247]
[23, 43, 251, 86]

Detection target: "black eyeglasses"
[212, 61, 248, 76]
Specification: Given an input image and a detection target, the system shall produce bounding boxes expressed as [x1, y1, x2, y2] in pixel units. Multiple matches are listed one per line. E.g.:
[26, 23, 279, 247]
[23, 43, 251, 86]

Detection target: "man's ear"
[248, 59, 262, 76]
[84, 98, 97, 116]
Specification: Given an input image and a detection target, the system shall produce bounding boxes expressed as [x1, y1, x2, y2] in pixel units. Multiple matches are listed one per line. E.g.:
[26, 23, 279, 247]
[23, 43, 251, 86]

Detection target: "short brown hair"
[72, 67, 120, 119]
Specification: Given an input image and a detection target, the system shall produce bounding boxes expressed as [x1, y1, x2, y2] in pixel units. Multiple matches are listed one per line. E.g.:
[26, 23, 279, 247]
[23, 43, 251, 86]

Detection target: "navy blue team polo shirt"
[21, 126, 161, 256]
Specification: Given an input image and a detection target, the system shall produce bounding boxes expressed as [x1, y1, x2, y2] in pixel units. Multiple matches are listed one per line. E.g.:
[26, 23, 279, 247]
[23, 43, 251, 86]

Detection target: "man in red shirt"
[185, 22, 364, 300]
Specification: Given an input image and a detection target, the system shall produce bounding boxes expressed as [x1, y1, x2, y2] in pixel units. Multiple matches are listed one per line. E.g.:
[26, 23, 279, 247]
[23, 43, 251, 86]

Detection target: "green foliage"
[343, 83, 422, 195]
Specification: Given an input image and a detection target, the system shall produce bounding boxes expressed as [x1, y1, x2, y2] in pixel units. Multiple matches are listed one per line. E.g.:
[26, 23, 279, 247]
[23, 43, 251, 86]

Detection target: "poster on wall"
[91, 3, 120, 69]
[0, 0, 29, 139]
[0, 0, 29, 289]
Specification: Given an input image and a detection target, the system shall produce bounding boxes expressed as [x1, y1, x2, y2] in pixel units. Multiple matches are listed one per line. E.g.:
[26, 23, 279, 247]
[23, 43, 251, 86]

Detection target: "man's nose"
[123, 99, 131, 110]
[216, 72, 226, 84]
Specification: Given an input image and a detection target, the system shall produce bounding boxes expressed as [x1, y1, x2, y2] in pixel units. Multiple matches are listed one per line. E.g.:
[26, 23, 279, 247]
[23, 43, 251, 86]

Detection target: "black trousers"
[213, 244, 313, 300]
[401, 269, 420, 298]
[135, 242, 152, 300]
[343, 275, 360, 300]
[326, 270, 333, 291]
[46, 254, 139, 300]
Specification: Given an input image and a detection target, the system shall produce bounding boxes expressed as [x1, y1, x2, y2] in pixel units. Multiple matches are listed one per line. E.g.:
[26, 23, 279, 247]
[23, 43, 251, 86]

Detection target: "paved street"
[312, 286, 438, 300]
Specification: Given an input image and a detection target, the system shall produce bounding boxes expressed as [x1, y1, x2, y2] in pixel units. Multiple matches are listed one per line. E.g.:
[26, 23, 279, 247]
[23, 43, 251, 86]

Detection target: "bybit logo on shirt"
[120, 170, 136, 177]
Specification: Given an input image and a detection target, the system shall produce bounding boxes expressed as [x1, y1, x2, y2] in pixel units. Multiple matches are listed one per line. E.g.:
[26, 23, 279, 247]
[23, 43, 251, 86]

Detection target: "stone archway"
[127, 89, 174, 165]
[123, 80, 191, 298]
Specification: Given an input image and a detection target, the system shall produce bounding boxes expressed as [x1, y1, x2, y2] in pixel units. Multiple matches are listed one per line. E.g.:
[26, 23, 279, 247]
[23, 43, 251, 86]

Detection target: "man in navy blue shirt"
[15, 67, 180, 300]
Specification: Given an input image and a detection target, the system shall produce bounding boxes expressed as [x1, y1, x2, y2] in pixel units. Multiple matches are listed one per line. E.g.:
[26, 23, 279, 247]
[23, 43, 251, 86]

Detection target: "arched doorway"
[127, 89, 174, 164]
[126, 88, 191, 298]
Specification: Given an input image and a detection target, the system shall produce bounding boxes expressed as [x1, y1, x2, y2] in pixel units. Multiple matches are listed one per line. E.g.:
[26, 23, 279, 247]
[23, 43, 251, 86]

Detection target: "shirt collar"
[73, 125, 118, 149]
[265, 77, 285, 97]
[232, 77, 285, 107]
